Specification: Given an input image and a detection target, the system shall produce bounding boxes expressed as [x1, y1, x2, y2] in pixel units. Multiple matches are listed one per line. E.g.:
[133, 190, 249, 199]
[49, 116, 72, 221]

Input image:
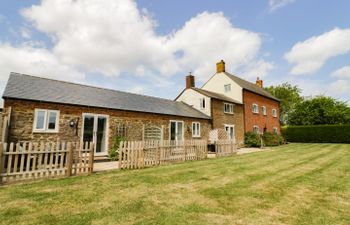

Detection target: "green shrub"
[109, 136, 126, 160]
[244, 132, 261, 147]
[284, 124, 350, 143]
[263, 132, 284, 146]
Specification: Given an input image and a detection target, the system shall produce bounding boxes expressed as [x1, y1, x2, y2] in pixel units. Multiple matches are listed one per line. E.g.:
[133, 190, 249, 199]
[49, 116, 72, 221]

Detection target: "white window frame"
[273, 127, 278, 134]
[262, 106, 267, 116]
[224, 124, 235, 141]
[192, 122, 201, 138]
[252, 103, 259, 114]
[253, 125, 259, 134]
[224, 103, 234, 114]
[199, 98, 206, 109]
[169, 120, 184, 141]
[33, 109, 60, 133]
[272, 109, 277, 117]
[224, 84, 231, 92]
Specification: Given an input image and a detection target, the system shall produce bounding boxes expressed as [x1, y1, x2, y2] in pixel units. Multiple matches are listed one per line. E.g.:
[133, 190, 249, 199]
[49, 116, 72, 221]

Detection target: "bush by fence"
[244, 132, 284, 147]
[281, 125, 350, 143]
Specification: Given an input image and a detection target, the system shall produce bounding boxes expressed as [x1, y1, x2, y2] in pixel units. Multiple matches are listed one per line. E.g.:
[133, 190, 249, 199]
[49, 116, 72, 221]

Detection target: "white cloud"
[268, 0, 295, 12]
[21, 0, 270, 80]
[331, 66, 350, 79]
[239, 60, 274, 80]
[285, 28, 350, 75]
[0, 42, 85, 83]
[328, 79, 350, 95]
[20, 27, 31, 39]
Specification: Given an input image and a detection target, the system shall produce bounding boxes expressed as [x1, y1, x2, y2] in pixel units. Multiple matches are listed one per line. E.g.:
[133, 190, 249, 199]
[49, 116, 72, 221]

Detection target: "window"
[253, 125, 259, 134]
[199, 98, 206, 109]
[170, 121, 184, 141]
[192, 122, 201, 137]
[224, 84, 231, 92]
[33, 109, 59, 133]
[224, 103, 234, 114]
[273, 127, 278, 134]
[272, 109, 277, 117]
[252, 104, 259, 114]
[262, 106, 267, 116]
[224, 125, 235, 141]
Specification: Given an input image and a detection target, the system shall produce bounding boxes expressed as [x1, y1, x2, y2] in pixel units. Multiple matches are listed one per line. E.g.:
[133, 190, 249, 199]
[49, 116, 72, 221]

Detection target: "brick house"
[2, 73, 211, 156]
[176, 60, 280, 137]
[175, 75, 245, 146]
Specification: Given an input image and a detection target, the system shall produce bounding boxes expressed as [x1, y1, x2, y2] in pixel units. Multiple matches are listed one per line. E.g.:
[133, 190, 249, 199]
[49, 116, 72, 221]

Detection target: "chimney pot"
[256, 77, 263, 88]
[186, 73, 195, 89]
[216, 60, 225, 73]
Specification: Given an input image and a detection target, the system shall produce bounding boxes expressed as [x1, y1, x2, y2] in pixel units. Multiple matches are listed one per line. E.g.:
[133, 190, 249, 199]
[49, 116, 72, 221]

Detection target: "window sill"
[33, 130, 59, 134]
[224, 112, 234, 115]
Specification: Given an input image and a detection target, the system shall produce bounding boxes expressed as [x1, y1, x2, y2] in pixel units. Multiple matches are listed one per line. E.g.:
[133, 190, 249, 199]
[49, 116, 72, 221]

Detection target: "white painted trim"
[32, 109, 60, 133]
[169, 120, 184, 141]
[224, 102, 234, 114]
[81, 113, 109, 156]
[224, 124, 235, 142]
[262, 106, 267, 116]
[192, 122, 201, 138]
[252, 103, 259, 114]
[253, 125, 260, 133]
[272, 108, 277, 117]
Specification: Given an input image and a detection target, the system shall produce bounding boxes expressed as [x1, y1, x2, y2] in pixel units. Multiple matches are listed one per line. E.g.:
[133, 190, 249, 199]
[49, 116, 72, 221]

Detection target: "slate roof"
[224, 72, 279, 101]
[2, 73, 210, 119]
[191, 88, 242, 104]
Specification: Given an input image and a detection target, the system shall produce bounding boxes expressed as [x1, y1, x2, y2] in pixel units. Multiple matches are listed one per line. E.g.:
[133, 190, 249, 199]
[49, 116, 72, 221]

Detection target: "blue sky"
[0, 0, 350, 105]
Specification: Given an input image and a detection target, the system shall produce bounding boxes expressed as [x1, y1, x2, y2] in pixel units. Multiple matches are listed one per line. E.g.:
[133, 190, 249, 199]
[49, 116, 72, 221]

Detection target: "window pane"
[48, 111, 57, 130]
[170, 122, 176, 140]
[177, 122, 183, 141]
[36, 111, 45, 129]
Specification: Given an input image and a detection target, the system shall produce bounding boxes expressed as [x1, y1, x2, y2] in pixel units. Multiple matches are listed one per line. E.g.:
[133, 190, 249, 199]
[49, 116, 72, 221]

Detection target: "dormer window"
[224, 84, 231, 92]
[200, 98, 206, 109]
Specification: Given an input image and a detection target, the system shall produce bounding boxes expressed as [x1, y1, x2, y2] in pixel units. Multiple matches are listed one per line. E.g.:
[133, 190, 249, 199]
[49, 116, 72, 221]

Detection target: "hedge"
[245, 132, 284, 147]
[281, 124, 350, 143]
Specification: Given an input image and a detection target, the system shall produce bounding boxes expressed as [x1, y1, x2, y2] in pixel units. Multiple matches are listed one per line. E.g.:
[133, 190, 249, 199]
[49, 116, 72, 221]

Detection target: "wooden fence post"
[0, 142, 3, 185]
[66, 142, 73, 177]
[88, 142, 95, 174]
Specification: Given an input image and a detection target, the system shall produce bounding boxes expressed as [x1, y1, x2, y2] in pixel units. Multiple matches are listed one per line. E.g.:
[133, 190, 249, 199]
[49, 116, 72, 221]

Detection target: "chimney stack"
[186, 73, 195, 89]
[216, 60, 225, 73]
[256, 77, 263, 88]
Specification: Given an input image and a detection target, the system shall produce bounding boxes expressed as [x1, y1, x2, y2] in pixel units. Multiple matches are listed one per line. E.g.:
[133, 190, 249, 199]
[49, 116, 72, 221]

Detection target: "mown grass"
[0, 143, 349, 225]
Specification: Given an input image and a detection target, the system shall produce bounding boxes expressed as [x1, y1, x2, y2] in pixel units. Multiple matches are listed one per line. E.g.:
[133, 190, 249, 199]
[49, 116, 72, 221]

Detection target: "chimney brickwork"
[185, 74, 195, 89]
[216, 60, 225, 73]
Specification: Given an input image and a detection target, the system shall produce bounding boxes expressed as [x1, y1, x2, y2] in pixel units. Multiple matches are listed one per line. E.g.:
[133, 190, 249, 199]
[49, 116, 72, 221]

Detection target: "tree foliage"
[288, 96, 350, 125]
[265, 82, 303, 125]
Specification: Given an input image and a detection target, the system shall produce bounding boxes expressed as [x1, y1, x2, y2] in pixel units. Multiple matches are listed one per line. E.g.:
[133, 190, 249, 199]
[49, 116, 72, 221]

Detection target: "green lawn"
[0, 143, 349, 225]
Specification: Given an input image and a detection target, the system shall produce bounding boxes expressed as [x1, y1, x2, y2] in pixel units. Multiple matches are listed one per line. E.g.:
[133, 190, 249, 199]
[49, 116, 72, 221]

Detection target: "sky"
[0, 0, 350, 106]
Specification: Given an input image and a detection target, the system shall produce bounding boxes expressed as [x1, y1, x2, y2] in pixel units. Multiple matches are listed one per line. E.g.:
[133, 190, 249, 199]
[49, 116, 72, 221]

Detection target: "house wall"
[211, 99, 244, 146]
[4, 99, 211, 153]
[202, 72, 243, 103]
[176, 89, 211, 116]
[243, 90, 280, 134]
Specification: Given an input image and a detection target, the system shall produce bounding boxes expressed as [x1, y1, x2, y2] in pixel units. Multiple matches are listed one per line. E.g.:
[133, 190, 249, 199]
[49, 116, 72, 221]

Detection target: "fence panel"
[119, 140, 208, 170]
[215, 140, 237, 157]
[0, 141, 94, 185]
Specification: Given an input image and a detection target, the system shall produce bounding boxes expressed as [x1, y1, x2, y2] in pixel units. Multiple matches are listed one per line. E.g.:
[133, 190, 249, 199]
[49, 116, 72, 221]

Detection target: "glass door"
[82, 114, 108, 155]
[170, 121, 184, 141]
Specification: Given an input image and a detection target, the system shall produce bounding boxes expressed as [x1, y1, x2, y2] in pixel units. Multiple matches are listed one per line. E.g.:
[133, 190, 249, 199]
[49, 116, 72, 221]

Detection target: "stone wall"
[210, 99, 244, 145]
[4, 99, 211, 153]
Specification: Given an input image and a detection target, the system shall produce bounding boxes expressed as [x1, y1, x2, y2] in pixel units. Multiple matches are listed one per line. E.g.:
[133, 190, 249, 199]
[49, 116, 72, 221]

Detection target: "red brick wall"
[243, 90, 280, 134]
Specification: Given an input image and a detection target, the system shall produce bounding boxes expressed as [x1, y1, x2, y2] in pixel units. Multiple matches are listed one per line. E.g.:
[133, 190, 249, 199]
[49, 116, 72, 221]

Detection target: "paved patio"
[93, 161, 119, 172]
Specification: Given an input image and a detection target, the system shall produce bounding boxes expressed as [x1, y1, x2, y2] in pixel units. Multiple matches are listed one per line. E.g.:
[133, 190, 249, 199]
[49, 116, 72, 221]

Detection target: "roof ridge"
[9, 72, 180, 103]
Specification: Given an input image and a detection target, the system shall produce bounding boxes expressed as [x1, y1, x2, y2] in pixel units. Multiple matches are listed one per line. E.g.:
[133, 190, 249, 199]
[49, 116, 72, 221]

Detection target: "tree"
[288, 96, 350, 125]
[265, 82, 303, 125]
